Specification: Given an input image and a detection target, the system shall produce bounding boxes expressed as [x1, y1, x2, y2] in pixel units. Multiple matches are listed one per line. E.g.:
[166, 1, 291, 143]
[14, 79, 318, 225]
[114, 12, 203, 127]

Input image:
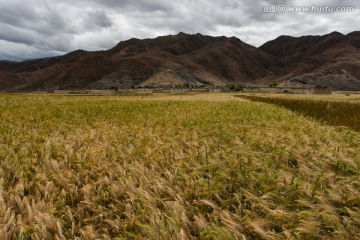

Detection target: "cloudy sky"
[0, 0, 359, 61]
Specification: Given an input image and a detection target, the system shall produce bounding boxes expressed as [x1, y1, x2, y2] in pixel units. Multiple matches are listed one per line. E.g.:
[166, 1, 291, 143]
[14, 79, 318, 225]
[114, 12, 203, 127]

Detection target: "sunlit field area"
[0, 93, 359, 239]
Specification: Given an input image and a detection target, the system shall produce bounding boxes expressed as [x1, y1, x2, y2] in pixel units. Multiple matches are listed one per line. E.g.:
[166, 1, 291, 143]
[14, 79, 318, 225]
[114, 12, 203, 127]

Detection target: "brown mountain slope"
[1, 31, 360, 91]
[187, 38, 281, 83]
[260, 31, 360, 90]
[0, 33, 281, 91]
[259, 32, 350, 63]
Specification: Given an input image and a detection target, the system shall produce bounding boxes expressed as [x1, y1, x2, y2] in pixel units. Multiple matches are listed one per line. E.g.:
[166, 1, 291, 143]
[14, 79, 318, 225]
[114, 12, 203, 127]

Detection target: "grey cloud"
[0, 20, 74, 53]
[117, 0, 173, 12]
[0, 2, 73, 35]
[0, 0, 358, 60]
[86, 10, 113, 29]
[127, 0, 249, 34]
[0, 39, 65, 61]
[61, 0, 174, 13]
[0, 24, 37, 46]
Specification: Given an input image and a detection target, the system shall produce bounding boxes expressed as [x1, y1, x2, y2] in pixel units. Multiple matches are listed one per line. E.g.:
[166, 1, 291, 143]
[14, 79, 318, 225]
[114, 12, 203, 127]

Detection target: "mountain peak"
[328, 31, 343, 36]
[177, 32, 188, 36]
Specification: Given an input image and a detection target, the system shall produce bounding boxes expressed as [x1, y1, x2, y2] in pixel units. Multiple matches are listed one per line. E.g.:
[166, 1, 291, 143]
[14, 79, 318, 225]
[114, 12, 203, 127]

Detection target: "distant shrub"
[268, 82, 279, 87]
[227, 84, 243, 92]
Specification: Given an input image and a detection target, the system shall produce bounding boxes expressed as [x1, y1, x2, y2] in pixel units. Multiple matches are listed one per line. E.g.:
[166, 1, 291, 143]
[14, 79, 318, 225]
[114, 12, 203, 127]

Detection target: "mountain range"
[1, 31, 360, 91]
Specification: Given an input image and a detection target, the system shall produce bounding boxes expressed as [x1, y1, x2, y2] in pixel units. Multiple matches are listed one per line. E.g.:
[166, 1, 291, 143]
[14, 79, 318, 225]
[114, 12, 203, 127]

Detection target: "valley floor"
[0, 93, 359, 239]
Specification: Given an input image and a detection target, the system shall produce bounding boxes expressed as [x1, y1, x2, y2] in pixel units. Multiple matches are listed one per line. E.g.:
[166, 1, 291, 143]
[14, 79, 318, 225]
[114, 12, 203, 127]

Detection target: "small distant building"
[311, 87, 332, 94]
[54, 90, 71, 94]
[54, 89, 116, 95]
[88, 90, 116, 95]
[243, 86, 331, 94]
[191, 88, 210, 92]
[210, 88, 222, 92]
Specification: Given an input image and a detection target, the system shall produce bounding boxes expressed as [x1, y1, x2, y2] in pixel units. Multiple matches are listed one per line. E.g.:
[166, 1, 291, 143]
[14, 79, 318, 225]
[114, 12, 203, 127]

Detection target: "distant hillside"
[260, 31, 360, 90]
[0, 33, 281, 91]
[1, 31, 360, 91]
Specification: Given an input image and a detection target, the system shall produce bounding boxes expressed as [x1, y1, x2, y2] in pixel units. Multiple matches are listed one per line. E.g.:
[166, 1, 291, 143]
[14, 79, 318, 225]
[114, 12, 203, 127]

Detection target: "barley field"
[241, 93, 360, 103]
[0, 93, 359, 239]
[238, 94, 360, 131]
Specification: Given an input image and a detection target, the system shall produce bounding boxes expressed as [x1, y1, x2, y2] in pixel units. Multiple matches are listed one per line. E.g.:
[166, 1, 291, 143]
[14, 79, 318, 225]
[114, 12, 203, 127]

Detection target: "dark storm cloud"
[86, 10, 113, 29]
[0, 2, 73, 35]
[0, 22, 73, 52]
[0, 0, 358, 61]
